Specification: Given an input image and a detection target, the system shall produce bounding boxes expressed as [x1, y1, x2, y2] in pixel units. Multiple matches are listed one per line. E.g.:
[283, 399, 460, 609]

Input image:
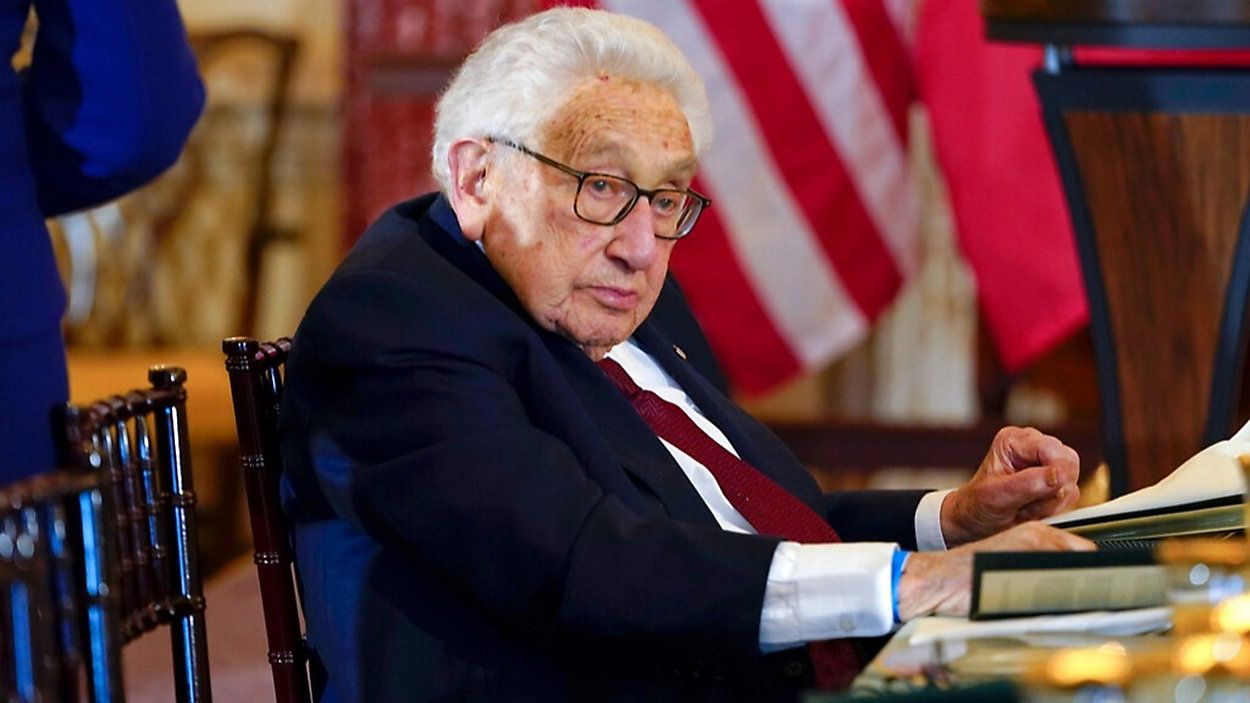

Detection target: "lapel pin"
[673, 345, 688, 361]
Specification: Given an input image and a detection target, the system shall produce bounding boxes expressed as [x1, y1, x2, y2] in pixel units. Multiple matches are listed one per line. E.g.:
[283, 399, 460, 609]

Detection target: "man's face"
[480, 77, 697, 359]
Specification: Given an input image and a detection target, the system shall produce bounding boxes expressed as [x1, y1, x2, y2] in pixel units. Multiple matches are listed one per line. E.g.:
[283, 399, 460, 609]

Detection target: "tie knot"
[597, 357, 643, 398]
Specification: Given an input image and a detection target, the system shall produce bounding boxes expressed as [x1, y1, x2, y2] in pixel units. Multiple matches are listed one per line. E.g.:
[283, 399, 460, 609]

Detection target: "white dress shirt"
[606, 340, 951, 649]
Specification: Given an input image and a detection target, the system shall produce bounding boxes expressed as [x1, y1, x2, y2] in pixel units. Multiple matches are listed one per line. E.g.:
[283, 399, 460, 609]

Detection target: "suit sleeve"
[818, 490, 928, 550]
[283, 267, 781, 669]
[25, 0, 204, 215]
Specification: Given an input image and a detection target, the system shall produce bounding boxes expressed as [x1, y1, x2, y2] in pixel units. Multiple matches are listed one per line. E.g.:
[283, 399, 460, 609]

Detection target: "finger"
[1016, 483, 1081, 521]
[982, 464, 1064, 510]
[985, 426, 1034, 475]
[991, 522, 1096, 552]
[1002, 428, 1069, 471]
[1038, 441, 1081, 484]
[1057, 529, 1097, 551]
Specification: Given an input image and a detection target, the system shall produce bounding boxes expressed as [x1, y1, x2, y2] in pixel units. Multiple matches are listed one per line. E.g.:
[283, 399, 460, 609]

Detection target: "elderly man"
[281, 8, 1091, 702]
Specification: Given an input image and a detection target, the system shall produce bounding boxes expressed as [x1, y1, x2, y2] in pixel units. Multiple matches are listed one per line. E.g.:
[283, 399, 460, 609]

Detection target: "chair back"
[221, 336, 311, 703]
[0, 470, 106, 702]
[1, 367, 212, 702]
[60, 366, 213, 702]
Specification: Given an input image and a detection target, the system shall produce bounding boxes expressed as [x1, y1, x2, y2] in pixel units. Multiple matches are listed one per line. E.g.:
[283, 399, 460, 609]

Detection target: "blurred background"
[18, 0, 1106, 578]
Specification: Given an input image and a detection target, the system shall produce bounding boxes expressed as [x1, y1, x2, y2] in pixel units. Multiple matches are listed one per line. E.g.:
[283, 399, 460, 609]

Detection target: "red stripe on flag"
[669, 185, 801, 395]
[838, 0, 913, 143]
[691, 0, 903, 319]
[915, 0, 1087, 372]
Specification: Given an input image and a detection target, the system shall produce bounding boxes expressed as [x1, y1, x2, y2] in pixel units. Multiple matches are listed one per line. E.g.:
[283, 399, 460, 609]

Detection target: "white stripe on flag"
[759, 0, 919, 276]
[882, 0, 915, 46]
[606, 0, 868, 367]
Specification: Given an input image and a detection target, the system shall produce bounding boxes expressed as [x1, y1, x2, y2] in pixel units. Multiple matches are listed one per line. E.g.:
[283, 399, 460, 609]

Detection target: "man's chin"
[569, 332, 632, 361]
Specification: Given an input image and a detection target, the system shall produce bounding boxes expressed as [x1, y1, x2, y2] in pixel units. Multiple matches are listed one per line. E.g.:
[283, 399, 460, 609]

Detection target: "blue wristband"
[891, 548, 911, 624]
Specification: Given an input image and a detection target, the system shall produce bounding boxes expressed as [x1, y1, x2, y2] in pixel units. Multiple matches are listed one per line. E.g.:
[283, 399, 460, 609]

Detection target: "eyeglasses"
[488, 137, 710, 240]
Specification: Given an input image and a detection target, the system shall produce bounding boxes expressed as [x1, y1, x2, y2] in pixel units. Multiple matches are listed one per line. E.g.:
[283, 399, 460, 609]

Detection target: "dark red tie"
[598, 357, 860, 689]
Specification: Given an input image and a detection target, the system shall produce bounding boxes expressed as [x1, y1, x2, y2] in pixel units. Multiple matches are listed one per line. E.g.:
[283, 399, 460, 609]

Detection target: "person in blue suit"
[280, 8, 1092, 702]
[1, 0, 203, 483]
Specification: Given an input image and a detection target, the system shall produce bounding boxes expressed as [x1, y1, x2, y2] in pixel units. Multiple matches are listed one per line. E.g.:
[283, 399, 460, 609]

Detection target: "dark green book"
[970, 549, 1164, 620]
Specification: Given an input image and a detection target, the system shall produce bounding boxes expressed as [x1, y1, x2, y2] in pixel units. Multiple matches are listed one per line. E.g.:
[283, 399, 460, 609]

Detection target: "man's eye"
[653, 195, 680, 215]
[588, 178, 616, 195]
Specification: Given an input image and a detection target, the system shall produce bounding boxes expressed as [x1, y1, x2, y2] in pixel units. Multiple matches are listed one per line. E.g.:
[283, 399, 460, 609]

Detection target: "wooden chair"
[1, 367, 212, 702]
[0, 469, 106, 702]
[221, 336, 311, 703]
[59, 366, 213, 701]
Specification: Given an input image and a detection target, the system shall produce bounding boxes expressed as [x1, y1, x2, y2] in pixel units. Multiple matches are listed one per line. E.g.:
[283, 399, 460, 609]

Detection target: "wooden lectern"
[981, 1, 1250, 496]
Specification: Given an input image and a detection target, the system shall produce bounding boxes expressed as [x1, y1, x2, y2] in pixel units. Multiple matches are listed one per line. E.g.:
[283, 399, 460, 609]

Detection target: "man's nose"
[607, 198, 660, 270]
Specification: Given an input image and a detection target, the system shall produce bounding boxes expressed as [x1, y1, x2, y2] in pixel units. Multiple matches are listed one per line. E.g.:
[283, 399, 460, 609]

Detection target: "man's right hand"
[896, 522, 1096, 620]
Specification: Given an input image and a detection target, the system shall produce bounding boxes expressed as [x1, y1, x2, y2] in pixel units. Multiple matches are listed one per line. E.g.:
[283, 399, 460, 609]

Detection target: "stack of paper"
[908, 607, 1174, 646]
[1044, 419, 1250, 543]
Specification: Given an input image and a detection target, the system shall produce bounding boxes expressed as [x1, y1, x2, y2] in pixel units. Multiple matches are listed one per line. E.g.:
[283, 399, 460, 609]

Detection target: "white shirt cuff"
[915, 489, 953, 552]
[758, 541, 896, 651]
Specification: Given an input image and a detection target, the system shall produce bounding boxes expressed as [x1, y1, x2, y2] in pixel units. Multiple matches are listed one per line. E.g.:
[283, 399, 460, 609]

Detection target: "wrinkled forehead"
[537, 76, 697, 177]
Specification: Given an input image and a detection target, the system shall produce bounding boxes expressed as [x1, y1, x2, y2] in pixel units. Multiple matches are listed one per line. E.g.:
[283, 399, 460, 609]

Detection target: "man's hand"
[941, 426, 1082, 546]
[897, 522, 1095, 620]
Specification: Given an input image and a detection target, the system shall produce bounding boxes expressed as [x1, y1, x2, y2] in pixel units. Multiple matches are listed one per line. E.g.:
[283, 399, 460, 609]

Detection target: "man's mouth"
[587, 285, 639, 310]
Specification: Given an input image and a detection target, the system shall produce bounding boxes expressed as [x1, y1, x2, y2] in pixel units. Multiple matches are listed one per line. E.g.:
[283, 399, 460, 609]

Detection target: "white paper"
[1046, 417, 1250, 527]
[907, 607, 1174, 646]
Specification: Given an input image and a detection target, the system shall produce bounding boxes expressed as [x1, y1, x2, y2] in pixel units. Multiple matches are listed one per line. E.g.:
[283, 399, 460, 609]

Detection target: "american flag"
[346, 0, 1090, 395]
[576, 0, 921, 395]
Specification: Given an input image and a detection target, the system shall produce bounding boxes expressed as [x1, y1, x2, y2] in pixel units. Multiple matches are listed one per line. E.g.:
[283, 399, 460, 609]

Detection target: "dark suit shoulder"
[292, 195, 537, 373]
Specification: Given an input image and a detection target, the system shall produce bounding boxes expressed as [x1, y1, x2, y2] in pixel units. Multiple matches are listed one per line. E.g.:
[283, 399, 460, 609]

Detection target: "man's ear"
[446, 138, 491, 241]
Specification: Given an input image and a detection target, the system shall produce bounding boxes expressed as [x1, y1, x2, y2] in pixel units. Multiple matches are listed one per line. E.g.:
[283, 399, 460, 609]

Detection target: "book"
[970, 549, 1165, 619]
[1044, 418, 1250, 543]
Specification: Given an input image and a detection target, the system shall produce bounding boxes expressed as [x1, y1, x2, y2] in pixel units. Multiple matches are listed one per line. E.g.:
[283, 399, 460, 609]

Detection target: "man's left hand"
[940, 426, 1081, 546]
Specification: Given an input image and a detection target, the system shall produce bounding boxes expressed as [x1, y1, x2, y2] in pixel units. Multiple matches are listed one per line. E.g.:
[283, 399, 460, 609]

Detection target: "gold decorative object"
[1157, 537, 1250, 607]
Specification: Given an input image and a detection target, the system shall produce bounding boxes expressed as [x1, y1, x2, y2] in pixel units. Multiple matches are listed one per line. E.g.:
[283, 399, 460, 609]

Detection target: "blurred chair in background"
[53, 29, 301, 348]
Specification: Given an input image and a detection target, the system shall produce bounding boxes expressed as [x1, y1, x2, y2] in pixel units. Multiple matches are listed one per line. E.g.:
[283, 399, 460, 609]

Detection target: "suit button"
[839, 617, 856, 632]
[782, 660, 807, 678]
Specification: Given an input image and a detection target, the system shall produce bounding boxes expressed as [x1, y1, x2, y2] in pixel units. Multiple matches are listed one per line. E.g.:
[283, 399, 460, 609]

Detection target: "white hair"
[431, 7, 712, 194]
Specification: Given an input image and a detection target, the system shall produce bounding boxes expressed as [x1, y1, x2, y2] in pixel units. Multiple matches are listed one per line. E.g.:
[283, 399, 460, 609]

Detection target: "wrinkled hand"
[941, 427, 1081, 546]
[897, 522, 1095, 620]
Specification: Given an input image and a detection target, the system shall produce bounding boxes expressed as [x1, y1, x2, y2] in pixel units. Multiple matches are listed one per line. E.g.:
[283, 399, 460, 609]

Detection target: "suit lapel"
[634, 321, 749, 452]
[547, 338, 721, 525]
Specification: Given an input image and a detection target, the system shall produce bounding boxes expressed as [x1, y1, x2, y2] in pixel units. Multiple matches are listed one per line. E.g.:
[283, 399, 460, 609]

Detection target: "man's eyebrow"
[575, 142, 698, 182]
[575, 141, 628, 165]
[667, 156, 699, 177]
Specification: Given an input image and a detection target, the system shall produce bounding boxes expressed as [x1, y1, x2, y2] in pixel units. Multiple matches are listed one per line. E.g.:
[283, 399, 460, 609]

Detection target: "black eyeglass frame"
[487, 137, 711, 240]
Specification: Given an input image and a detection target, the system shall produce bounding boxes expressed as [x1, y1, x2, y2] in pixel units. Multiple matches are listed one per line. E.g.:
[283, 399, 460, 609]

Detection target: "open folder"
[1042, 418, 1250, 545]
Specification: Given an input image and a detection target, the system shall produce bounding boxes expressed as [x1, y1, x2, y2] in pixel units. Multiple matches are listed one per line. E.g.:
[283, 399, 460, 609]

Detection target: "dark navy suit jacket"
[280, 194, 927, 702]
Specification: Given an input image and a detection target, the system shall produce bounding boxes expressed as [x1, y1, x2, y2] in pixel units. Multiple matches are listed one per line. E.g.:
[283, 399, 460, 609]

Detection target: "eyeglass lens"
[575, 175, 703, 238]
